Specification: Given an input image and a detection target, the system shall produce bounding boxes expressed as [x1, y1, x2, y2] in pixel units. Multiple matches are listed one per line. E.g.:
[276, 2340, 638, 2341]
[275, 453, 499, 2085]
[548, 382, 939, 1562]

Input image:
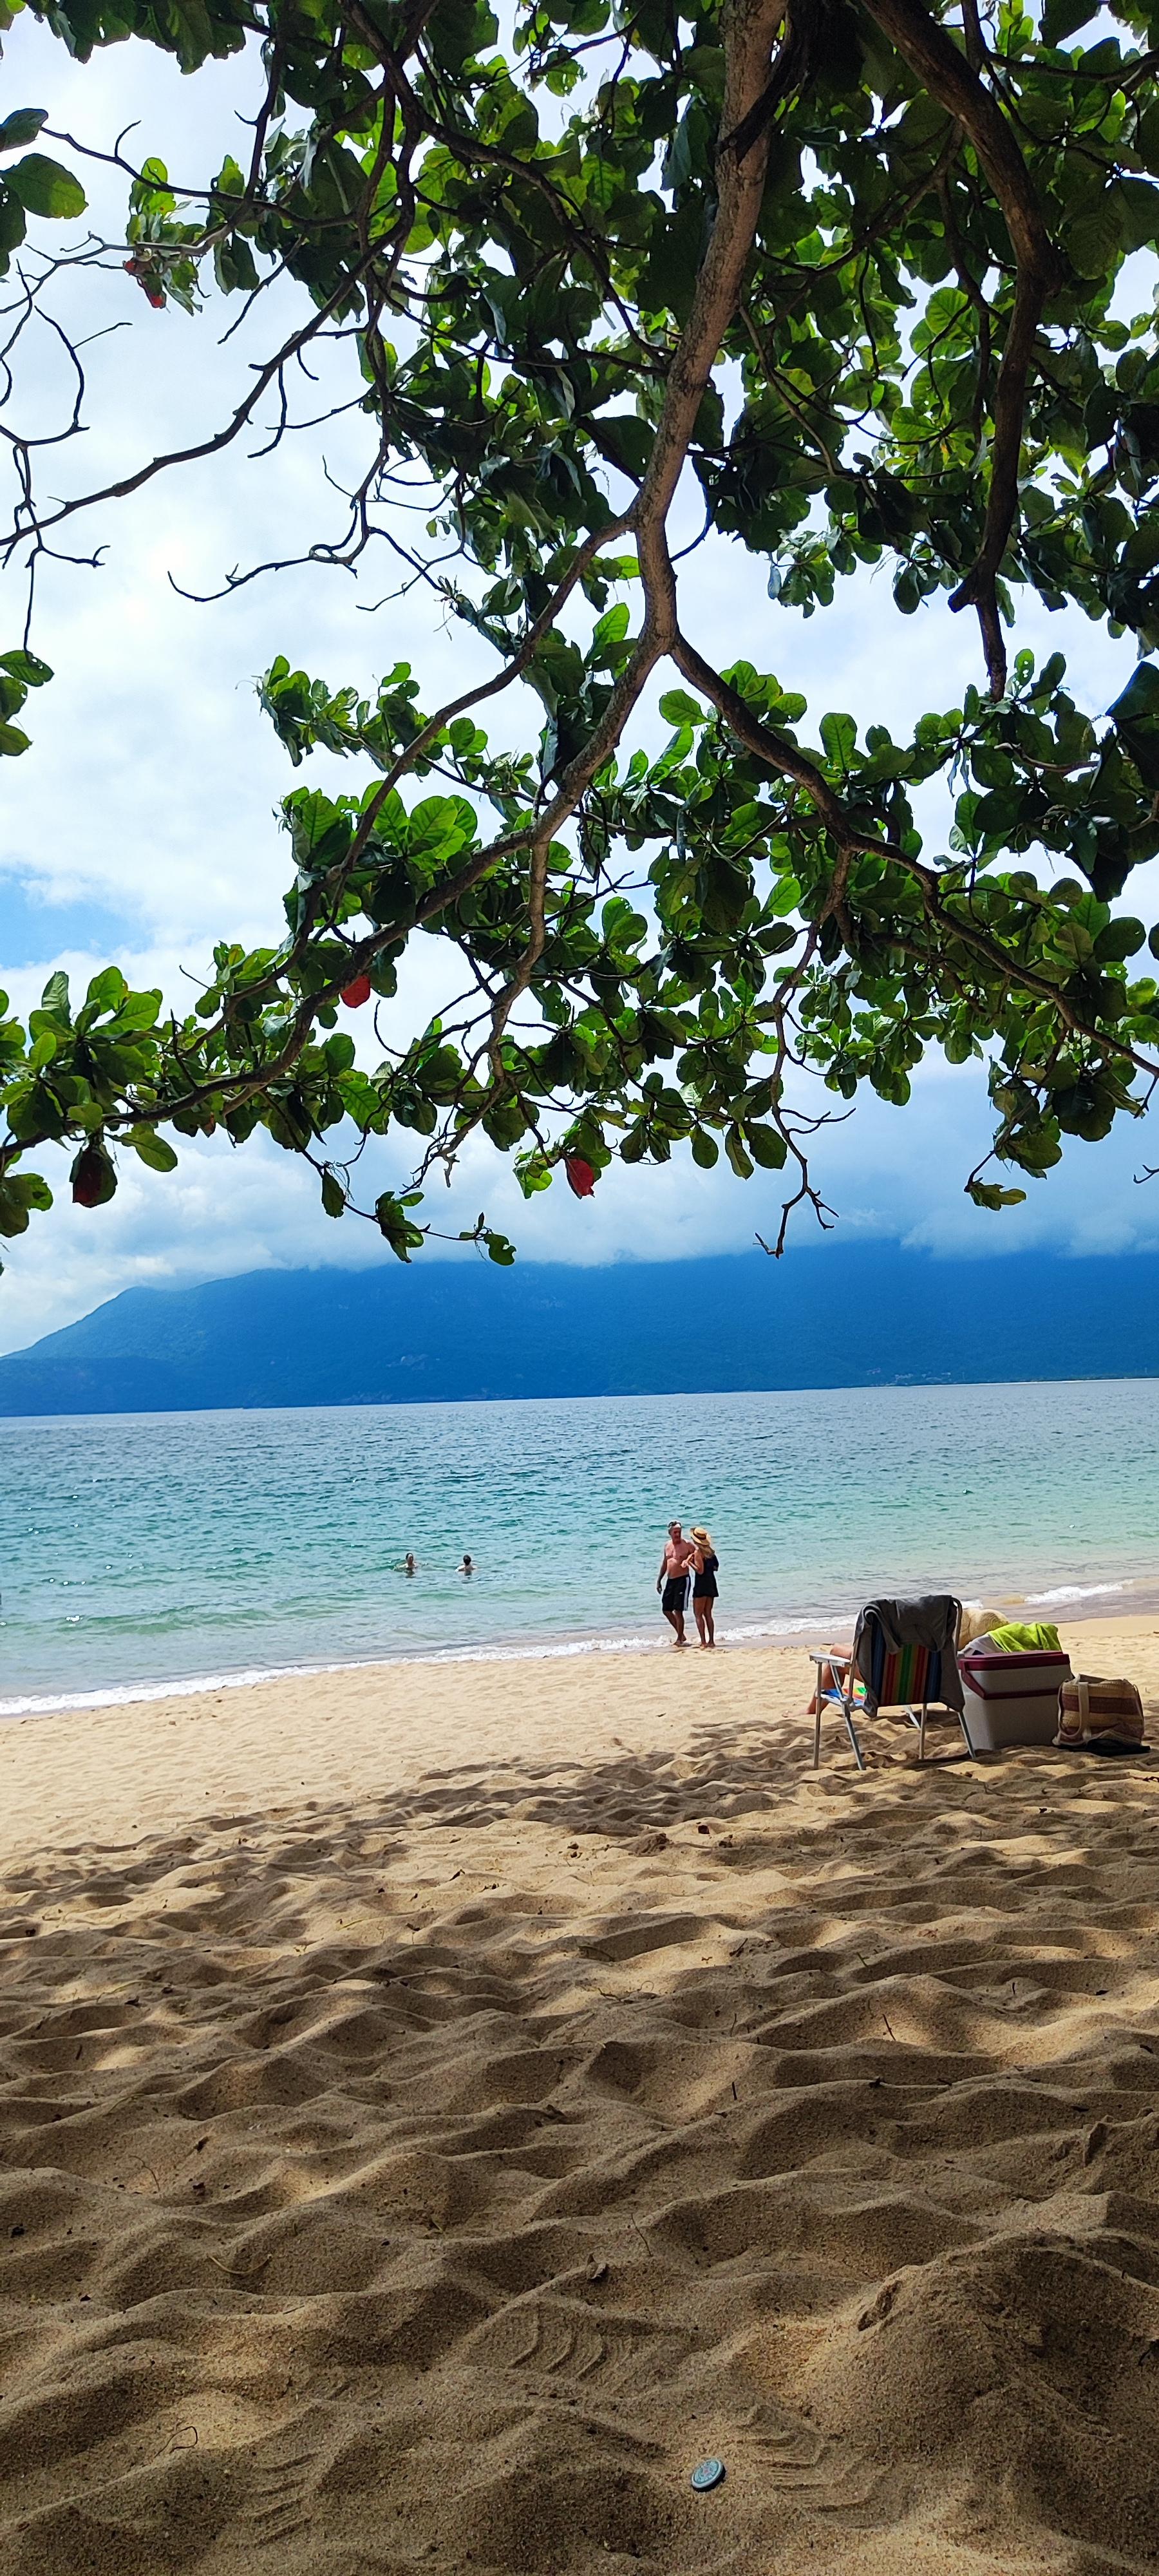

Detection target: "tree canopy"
[3, 0, 1159, 1267]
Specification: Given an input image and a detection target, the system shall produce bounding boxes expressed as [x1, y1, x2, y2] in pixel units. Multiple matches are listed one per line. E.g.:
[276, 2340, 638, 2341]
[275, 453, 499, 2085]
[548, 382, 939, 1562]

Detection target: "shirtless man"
[656, 1520, 695, 1647]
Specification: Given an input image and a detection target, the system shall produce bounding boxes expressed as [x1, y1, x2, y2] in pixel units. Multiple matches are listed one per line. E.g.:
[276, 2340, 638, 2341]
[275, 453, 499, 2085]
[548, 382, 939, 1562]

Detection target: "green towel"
[987, 1620, 1062, 1654]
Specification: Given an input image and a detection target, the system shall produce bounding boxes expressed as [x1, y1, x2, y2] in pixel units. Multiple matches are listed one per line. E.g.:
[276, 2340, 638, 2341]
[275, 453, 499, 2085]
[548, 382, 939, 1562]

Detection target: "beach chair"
[811, 1596, 974, 1770]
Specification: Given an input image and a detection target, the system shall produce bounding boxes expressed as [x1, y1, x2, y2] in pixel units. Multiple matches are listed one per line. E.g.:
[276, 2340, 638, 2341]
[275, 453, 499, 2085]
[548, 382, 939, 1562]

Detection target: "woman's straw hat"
[691, 1526, 712, 1545]
[958, 1600, 1004, 1645]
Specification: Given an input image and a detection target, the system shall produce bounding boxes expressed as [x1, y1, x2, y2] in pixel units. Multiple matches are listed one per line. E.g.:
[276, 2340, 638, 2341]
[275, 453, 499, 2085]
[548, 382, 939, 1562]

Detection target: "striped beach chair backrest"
[860, 1620, 939, 1709]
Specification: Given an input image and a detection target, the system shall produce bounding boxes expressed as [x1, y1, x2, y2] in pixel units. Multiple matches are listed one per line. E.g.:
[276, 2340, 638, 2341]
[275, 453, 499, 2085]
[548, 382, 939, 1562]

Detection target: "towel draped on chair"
[853, 1595, 965, 1716]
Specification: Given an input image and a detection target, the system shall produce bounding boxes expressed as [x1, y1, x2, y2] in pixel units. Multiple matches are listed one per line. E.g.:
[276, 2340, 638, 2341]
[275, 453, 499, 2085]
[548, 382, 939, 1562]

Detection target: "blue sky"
[3, 21, 1159, 1356]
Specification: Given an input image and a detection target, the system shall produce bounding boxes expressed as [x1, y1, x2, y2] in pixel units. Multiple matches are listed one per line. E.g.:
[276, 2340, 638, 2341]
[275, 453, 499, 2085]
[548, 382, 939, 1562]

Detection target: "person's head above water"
[462, 1552, 473, 1571]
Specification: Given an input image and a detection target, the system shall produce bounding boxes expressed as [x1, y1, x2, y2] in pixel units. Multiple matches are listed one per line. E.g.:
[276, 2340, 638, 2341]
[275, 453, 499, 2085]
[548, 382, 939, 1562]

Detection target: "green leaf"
[967, 1180, 1028, 1211]
[0, 647, 50, 687]
[590, 412, 653, 482]
[639, 196, 703, 319]
[0, 108, 46, 149]
[592, 602, 630, 656]
[1041, 0, 1096, 37]
[1109, 663, 1159, 787]
[1113, 179, 1159, 254]
[114, 989, 162, 1032]
[748, 1125, 787, 1170]
[287, 787, 354, 874]
[0, 1170, 52, 1235]
[39, 969, 70, 1020]
[6, 152, 86, 219]
[1094, 916, 1145, 963]
[725, 1124, 753, 1179]
[658, 688, 704, 730]
[820, 710, 857, 772]
[86, 965, 127, 1013]
[375, 1188, 424, 1261]
[0, 184, 25, 263]
[125, 1126, 178, 1171]
[165, 0, 217, 71]
[321, 1168, 346, 1218]
[214, 235, 259, 296]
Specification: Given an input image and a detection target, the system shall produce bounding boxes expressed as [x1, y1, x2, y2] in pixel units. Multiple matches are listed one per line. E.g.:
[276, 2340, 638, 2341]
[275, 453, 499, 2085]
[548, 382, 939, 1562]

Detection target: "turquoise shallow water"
[2, 1379, 1157, 1713]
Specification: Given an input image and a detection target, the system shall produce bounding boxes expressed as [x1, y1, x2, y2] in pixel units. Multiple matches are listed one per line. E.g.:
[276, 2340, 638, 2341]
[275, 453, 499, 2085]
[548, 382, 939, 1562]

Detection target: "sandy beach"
[2, 1615, 1159, 2572]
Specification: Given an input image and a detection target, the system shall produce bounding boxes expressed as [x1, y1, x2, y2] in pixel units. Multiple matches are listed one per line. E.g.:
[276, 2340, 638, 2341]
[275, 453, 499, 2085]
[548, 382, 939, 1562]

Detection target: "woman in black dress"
[690, 1526, 719, 1649]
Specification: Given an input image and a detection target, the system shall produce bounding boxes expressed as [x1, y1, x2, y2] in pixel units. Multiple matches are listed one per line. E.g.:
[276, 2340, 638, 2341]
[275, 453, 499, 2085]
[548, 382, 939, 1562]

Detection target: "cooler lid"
[961, 1650, 1070, 1669]
[961, 1649, 1071, 1701]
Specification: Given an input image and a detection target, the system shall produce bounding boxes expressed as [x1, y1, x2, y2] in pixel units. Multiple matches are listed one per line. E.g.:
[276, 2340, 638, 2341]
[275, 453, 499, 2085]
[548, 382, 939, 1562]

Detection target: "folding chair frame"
[809, 1638, 976, 1770]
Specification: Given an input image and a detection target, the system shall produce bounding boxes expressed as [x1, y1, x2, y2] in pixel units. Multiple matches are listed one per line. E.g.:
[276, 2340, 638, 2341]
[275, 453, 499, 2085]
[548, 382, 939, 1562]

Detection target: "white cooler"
[959, 1648, 1071, 1751]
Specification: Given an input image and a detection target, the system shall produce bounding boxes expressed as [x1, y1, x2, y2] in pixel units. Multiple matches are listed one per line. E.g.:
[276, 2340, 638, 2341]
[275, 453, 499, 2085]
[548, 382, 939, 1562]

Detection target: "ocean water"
[2, 1379, 1157, 1715]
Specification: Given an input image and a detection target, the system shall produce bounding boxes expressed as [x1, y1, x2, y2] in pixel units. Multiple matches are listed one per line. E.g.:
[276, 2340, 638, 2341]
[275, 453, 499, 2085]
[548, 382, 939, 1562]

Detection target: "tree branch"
[861, 0, 1064, 694]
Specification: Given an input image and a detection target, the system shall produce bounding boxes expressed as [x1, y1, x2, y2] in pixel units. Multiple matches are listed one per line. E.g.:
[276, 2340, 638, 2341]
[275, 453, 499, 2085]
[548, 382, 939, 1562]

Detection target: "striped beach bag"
[1055, 1673, 1146, 1754]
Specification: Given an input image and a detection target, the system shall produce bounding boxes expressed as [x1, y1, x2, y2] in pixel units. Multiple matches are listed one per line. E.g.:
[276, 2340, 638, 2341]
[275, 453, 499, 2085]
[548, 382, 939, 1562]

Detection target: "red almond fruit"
[340, 974, 372, 1009]
[71, 1144, 108, 1208]
[124, 258, 165, 308]
[565, 1153, 596, 1198]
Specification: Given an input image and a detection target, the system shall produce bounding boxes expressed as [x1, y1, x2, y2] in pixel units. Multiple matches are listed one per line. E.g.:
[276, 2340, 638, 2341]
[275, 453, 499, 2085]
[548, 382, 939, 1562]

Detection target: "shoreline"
[1, 1610, 1158, 1870]
[0, 1615, 820, 1723]
[4, 1580, 1158, 1725]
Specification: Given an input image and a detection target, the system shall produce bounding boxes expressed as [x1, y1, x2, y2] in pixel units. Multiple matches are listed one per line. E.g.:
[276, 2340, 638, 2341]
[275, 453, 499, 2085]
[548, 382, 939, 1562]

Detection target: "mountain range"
[0, 1242, 1154, 1414]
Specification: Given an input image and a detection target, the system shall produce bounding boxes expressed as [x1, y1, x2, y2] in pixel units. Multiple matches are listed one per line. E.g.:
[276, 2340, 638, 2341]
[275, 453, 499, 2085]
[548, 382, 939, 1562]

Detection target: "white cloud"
[2, 17, 1158, 1352]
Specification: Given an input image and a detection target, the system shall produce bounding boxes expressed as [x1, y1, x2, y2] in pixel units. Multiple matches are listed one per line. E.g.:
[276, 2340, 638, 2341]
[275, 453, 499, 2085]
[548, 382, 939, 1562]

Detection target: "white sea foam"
[0, 1665, 349, 1719]
[1024, 1581, 1131, 1605]
[0, 1614, 830, 1721]
[3, 1591, 1140, 1724]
